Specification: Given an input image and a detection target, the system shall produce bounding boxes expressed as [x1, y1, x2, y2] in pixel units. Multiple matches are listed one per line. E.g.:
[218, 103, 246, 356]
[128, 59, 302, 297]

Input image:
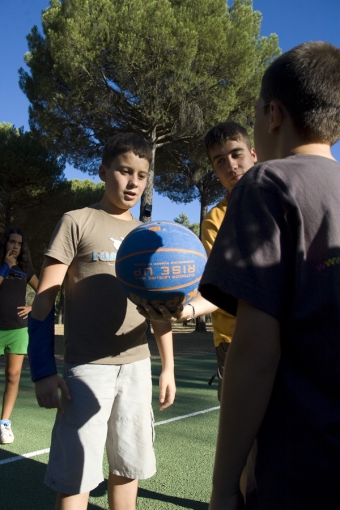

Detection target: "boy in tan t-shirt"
[28, 133, 176, 510]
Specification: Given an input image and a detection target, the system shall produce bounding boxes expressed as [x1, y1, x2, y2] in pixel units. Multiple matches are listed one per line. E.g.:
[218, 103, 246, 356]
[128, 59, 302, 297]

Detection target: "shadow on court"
[152, 356, 217, 389]
[89, 480, 210, 509]
[0, 455, 103, 510]
[138, 487, 208, 509]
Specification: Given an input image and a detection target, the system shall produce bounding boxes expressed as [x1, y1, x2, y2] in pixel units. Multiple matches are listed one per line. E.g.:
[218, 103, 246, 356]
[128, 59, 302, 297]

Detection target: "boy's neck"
[274, 119, 336, 160]
[98, 198, 133, 220]
[290, 143, 336, 160]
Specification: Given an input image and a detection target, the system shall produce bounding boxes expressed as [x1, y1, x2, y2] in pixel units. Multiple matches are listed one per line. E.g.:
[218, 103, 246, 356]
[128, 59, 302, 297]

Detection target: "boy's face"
[99, 151, 149, 213]
[209, 139, 256, 193]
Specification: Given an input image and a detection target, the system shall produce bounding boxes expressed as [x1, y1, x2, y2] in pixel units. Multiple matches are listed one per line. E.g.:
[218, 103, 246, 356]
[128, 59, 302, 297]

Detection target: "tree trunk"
[196, 197, 208, 332]
[199, 201, 208, 240]
[195, 314, 206, 332]
[140, 143, 156, 223]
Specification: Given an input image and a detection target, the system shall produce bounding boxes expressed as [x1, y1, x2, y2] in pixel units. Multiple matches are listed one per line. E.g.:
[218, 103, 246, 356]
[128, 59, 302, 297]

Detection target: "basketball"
[116, 221, 207, 311]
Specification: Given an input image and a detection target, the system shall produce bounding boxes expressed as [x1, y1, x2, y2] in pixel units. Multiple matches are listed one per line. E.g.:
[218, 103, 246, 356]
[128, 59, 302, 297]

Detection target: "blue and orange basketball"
[116, 221, 207, 311]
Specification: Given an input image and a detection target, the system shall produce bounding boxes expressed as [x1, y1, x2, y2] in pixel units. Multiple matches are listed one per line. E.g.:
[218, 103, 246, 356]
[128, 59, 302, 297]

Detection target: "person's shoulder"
[242, 155, 340, 182]
[204, 197, 227, 222]
[61, 205, 99, 222]
[66, 204, 99, 217]
[233, 155, 340, 207]
[234, 157, 300, 193]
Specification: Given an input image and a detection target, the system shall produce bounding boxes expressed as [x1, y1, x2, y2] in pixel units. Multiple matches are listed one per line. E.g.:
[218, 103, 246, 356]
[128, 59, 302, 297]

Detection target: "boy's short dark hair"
[204, 122, 251, 161]
[102, 133, 152, 167]
[261, 41, 340, 145]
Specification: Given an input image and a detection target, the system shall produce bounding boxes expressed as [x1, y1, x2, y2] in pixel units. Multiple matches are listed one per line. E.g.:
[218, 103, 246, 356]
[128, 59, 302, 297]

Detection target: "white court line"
[0, 448, 51, 466]
[155, 406, 219, 426]
[0, 407, 220, 467]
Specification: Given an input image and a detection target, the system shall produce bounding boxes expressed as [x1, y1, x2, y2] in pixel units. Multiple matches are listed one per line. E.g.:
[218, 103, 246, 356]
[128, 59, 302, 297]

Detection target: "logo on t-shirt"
[92, 236, 124, 262]
[316, 256, 340, 271]
[8, 268, 27, 280]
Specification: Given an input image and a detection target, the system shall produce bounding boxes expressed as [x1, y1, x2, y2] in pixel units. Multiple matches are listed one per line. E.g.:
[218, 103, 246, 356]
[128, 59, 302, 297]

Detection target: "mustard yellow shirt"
[201, 198, 235, 347]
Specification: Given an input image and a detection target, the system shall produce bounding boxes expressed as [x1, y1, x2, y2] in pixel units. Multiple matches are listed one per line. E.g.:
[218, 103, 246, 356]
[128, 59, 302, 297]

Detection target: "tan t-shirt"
[46, 204, 149, 364]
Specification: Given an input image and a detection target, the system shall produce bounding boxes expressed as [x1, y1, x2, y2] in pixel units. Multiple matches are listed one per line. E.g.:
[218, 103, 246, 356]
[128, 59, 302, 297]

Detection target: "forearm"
[151, 320, 176, 409]
[28, 257, 68, 382]
[151, 320, 174, 371]
[210, 301, 280, 502]
[32, 291, 58, 320]
[181, 293, 218, 320]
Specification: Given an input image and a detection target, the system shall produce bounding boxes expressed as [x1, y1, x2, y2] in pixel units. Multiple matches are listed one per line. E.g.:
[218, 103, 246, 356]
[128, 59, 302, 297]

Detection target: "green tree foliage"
[156, 139, 225, 234]
[19, 0, 280, 221]
[55, 178, 105, 212]
[0, 124, 104, 308]
[174, 213, 200, 237]
[0, 122, 65, 240]
[20, 178, 105, 270]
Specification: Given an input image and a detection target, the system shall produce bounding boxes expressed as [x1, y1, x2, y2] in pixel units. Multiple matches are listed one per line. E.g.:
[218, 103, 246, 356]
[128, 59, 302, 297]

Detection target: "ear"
[250, 147, 257, 163]
[210, 161, 218, 176]
[98, 164, 107, 182]
[269, 101, 285, 133]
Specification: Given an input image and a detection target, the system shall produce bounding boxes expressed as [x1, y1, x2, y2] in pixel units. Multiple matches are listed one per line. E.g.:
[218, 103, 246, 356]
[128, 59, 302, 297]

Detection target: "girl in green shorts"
[0, 227, 38, 444]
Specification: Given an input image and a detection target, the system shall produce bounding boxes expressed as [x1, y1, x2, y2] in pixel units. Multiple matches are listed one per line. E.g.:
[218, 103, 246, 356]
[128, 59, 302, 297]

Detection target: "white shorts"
[44, 358, 156, 494]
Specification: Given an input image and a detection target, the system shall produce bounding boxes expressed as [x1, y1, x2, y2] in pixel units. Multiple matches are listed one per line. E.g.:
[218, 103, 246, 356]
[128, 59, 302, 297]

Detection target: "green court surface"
[0, 352, 220, 509]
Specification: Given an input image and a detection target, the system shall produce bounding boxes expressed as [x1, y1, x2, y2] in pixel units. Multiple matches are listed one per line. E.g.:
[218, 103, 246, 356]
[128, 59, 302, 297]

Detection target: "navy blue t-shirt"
[200, 154, 340, 510]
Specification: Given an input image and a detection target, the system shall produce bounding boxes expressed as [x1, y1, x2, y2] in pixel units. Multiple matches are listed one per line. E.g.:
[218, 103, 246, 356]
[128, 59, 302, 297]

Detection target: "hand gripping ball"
[116, 221, 207, 311]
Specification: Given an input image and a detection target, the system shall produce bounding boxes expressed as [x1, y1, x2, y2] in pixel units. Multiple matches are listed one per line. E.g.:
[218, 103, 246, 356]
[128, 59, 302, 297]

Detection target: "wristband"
[0, 263, 10, 278]
[187, 303, 196, 320]
[28, 307, 57, 382]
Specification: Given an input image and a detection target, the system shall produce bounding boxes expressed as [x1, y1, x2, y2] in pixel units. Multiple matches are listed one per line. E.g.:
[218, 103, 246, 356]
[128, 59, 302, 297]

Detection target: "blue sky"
[1, 0, 340, 222]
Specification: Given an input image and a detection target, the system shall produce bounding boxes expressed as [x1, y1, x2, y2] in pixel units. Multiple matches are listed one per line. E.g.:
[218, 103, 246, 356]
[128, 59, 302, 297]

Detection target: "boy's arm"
[151, 320, 176, 410]
[28, 274, 39, 291]
[209, 300, 280, 510]
[201, 216, 218, 256]
[17, 274, 39, 319]
[31, 257, 68, 320]
[30, 256, 71, 413]
[138, 292, 218, 323]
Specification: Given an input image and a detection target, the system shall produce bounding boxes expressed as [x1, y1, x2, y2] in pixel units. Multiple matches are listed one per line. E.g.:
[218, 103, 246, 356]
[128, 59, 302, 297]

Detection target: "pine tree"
[19, 0, 280, 221]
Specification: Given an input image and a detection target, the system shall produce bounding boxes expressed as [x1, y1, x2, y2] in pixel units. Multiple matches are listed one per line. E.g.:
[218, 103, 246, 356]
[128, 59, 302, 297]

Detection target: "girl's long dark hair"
[0, 227, 33, 273]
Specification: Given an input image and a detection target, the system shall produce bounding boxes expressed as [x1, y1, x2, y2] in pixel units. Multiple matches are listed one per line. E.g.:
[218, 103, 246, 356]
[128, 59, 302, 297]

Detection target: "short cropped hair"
[204, 122, 252, 161]
[102, 133, 152, 167]
[261, 41, 340, 145]
[0, 227, 33, 273]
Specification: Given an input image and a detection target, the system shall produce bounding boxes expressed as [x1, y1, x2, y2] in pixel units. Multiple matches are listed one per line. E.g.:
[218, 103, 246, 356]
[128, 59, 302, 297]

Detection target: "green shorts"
[0, 328, 28, 355]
